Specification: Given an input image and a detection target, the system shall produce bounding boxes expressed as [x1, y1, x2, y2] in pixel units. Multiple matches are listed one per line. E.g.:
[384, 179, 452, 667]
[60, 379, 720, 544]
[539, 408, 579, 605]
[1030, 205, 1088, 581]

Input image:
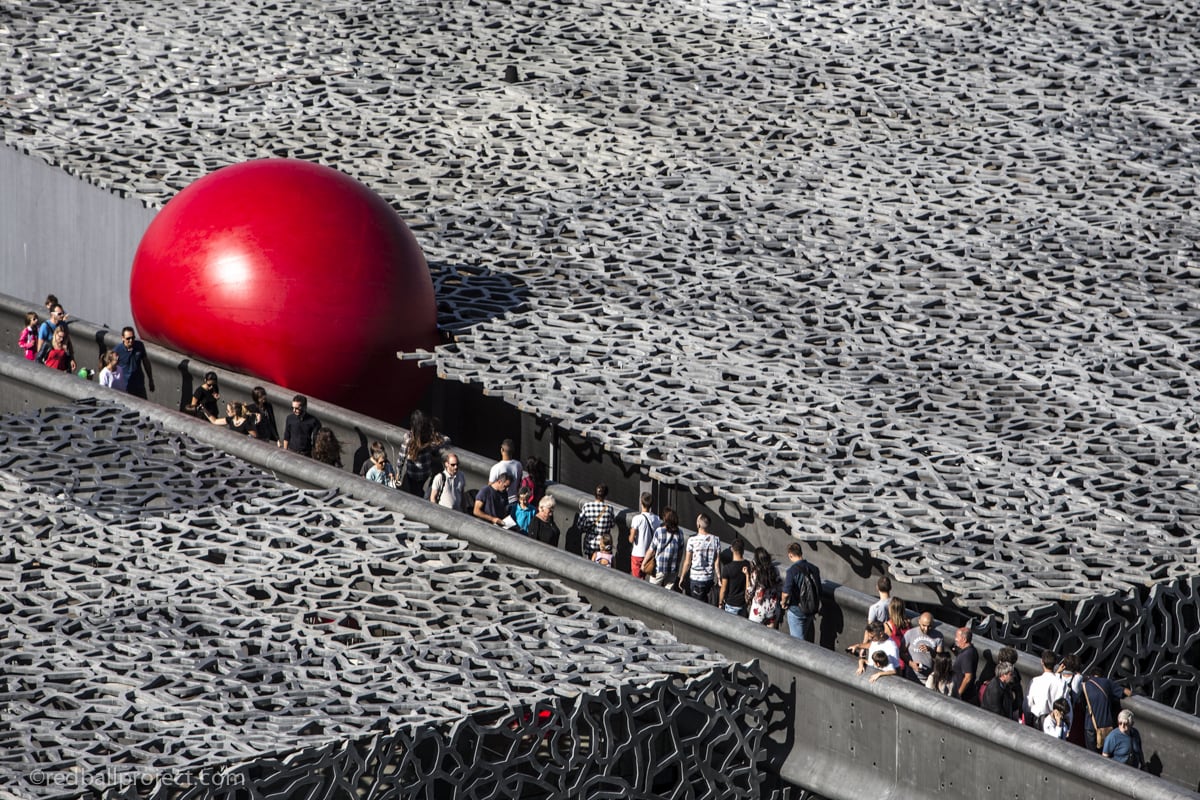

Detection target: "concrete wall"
[3, 353, 1200, 800]
[0, 146, 153, 329]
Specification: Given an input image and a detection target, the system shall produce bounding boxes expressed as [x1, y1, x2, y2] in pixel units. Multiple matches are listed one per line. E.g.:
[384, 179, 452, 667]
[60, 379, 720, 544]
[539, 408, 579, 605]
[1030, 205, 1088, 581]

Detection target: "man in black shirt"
[718, 538, 749, 615]
[951, 626, 980, 703]
[474, 474, 512, 526]
[283, 394, 322, 457]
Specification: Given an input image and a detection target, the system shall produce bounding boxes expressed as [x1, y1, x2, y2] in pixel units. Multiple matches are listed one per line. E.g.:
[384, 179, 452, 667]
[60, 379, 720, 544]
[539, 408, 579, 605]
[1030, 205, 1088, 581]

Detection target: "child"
[510, 486, 534, 533]
[1043, 698, 1070, 739]
[18, 312, 39, 360]
[98, 350, 125, 390]
[868, 649, 899, 683]
[366, 451, 396, 488]
[592, 534, 614, 567]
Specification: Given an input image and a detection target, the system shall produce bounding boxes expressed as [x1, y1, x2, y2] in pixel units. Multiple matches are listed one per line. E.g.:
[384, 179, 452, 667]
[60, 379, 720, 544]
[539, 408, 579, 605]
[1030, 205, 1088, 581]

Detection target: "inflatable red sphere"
[130, 159, 438, 421]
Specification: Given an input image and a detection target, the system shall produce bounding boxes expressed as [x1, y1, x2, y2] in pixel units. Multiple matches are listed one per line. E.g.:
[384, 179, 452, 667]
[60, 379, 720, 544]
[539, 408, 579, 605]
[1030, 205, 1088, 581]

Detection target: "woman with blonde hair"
[883, 596, 911, 674]
[42, 327, 74, 372]
[212, 401, 257, 437]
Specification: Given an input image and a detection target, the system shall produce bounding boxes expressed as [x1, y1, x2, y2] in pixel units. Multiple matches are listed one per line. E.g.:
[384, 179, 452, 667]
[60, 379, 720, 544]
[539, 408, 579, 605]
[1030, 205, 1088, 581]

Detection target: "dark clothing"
[688, 579, 715, 604]
[114, 340, 151, 397]
[283, 413, 322, 456]
[226, 414, 254, 436]
[400, 438, 443, 496]
[981, 678, 1020, 721]
[253, 401, 280, 442]
[192, 385, 220, 419]
[783, 559, 822, 614]
[1008, 673, 1025, 723]
[1081, 677, 1126, 747]
[475, 484, 508, 521]
[952, 645, 979, 703]
[529, 515, 560, 547]
[720, 560, 748, 606]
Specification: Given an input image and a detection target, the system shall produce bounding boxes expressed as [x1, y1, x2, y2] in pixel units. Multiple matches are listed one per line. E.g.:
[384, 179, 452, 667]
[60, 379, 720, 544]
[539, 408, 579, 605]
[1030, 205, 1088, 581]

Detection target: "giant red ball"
[130, 159, 438, 421]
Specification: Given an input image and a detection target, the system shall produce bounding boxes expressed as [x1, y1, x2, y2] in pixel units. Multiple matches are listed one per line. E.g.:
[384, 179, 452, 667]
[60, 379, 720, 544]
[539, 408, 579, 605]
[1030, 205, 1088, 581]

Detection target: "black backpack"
[793, 562, 821, 614]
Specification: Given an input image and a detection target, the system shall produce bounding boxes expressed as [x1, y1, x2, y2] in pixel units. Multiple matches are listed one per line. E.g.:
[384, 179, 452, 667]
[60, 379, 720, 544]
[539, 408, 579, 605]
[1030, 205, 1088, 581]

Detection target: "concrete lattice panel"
[2, 0, 1200, 706]
[0, 400, 764, 798]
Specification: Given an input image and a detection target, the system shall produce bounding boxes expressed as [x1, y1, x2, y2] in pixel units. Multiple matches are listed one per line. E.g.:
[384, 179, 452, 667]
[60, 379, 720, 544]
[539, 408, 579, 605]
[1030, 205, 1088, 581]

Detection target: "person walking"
[780, 542, 821, 641]
[718, 538, 749, 615]
[644, 508, 685, 591]
[627, 492, 661, 579]
[114, 326, 155, 398]
[678, 513, 721, 604]
[1102, 710, 1144, 769]
[283, 394, 322, 457]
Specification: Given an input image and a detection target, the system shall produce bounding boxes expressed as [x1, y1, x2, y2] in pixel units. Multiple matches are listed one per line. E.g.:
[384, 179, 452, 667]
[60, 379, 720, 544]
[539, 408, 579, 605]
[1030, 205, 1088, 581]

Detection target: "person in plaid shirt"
[578, 483, 616, 560]
[645, 508, 685, 591]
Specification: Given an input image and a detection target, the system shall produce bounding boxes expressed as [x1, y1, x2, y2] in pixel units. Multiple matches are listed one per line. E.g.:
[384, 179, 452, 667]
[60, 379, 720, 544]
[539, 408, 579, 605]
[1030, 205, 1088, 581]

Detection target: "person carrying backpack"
[781, 542, 822, 641]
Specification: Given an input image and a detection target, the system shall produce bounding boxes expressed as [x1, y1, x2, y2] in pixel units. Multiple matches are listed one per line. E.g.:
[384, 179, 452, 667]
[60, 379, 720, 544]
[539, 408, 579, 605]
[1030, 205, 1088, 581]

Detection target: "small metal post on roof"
[548, 423, 560, 483]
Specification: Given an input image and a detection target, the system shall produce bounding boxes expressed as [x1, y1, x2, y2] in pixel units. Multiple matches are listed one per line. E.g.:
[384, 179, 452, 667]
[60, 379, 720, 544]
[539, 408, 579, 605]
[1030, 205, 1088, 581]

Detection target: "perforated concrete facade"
[0, 399, 766, 798]
[2, 0, 1199, 706]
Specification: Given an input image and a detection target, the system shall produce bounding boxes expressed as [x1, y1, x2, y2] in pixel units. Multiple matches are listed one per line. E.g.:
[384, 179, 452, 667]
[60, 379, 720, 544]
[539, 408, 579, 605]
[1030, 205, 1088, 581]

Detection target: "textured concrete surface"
[2, 0, 1199, 702]
[0, 399, 764, 798]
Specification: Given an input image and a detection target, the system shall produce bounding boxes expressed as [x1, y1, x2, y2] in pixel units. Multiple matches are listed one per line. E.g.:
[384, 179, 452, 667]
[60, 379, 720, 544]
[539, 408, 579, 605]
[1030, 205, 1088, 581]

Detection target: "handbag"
[396, 456, 410, 489]
[642, 550, 657, 577]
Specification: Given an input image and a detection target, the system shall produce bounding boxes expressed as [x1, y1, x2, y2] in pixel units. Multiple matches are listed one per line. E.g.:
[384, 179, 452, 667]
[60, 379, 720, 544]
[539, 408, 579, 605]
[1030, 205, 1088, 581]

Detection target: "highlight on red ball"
[130, 159, 438, 421]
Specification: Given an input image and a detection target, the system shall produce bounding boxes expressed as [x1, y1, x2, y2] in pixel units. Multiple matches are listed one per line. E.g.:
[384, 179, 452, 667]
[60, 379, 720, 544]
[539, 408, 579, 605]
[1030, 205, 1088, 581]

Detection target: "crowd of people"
[16, 296, 1146, 772]
[18, 295, 338, 457]
[844, 576, 1142, 767]
[20, 295, 156, 397]
[453, 437, 1148, 774]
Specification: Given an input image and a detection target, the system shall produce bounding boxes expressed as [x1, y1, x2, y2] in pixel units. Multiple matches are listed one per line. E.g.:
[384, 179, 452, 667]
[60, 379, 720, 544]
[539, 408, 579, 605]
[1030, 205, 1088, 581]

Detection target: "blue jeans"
[688, 579, 714, 604]
[724, 604, 745, 616]
[787, 606, 813, 641]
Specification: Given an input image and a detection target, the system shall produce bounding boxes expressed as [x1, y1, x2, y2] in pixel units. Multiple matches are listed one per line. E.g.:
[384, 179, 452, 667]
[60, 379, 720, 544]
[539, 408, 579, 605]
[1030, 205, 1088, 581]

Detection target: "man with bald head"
[951, 626, 979, 703]
[903, 612, 945, 682]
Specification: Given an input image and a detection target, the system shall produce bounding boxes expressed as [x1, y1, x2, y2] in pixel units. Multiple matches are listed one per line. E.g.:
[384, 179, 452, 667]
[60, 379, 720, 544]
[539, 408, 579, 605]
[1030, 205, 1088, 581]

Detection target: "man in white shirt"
[1025, 650, 1068, 728]
[429, 451, 466, 511]
[627, 492, 661, 579]
[856, 622, 900, 676]
[488, 438, 522, 504]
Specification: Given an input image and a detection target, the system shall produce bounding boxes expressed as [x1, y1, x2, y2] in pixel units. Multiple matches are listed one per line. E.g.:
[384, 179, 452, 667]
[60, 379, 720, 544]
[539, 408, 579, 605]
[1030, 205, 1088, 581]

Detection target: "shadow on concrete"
[430, 261, 530, 336]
